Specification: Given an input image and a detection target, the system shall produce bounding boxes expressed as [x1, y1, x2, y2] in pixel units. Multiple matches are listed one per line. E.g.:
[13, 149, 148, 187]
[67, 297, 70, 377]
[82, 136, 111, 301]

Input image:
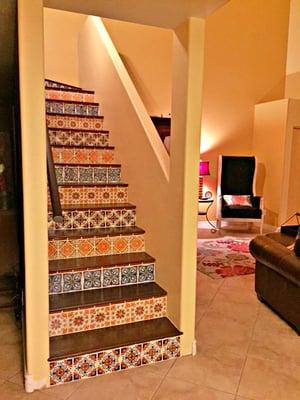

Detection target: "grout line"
[149, 359, 177, 400]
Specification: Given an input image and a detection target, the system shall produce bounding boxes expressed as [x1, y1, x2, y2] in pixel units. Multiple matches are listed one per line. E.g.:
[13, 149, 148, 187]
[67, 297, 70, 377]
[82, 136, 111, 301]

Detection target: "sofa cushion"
[222, 205, 262, 219]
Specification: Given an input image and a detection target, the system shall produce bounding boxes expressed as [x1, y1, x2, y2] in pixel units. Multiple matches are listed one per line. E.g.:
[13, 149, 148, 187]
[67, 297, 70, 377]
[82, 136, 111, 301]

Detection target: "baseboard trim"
[25, 374, 47, 393]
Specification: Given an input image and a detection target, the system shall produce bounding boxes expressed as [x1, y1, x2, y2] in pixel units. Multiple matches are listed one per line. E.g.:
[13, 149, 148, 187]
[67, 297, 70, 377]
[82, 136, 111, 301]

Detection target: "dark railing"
[46, 126, 63, 222]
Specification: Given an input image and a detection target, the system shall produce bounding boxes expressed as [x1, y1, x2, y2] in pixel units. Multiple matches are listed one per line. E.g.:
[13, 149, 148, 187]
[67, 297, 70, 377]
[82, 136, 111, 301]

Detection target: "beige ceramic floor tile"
[41, 380, 84, 400]
[167, 352, 245, 394]
[67, 365, 164, 400]
[237, 356, 300, 400]
[214, 283, 258, 305]
[0, 377, 5, 386]
[220, 275, 255, 293]
[153, 376, 236, 400]
[0, 342, 23, 380]
[248, 328, 300, 366]
[141, 358, 175, 376]
[254, 303, 298, 337]
[0, 381, 27, 400]
[196, 312, 252, 356]
[8, 371, 24, 386]
[196, 272, 224, 307]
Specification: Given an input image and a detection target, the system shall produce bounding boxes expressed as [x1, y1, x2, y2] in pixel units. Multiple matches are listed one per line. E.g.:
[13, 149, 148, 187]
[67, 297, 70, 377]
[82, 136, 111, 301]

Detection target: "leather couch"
[249, 232, 300, 334]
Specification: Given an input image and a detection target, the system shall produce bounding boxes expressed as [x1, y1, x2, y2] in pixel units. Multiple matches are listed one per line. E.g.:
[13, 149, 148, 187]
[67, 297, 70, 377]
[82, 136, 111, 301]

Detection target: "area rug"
[197, 237, 255, 279]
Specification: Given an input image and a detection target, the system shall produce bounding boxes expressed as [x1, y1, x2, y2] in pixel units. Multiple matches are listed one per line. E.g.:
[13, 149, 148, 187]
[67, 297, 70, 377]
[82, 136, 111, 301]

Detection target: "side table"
[198, 198, 217, 233]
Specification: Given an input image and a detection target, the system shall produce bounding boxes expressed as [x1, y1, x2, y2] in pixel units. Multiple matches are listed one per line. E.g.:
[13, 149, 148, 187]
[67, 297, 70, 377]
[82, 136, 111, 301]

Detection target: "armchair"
[216, 155, 264, 233]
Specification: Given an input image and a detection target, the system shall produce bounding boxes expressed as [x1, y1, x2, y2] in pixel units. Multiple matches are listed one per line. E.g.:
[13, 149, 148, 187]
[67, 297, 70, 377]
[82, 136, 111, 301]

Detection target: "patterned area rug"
[197, 237, 255, 279]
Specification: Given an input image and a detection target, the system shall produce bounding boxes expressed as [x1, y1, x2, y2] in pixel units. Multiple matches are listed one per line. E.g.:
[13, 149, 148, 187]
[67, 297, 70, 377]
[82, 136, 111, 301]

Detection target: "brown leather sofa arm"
[250, 235, 300, 287]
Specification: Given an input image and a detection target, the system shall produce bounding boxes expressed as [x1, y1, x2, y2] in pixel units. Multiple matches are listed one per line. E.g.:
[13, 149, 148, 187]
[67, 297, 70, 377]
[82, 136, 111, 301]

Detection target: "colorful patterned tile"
[120, 344, 142, 369]
[130, 235, 145, 252]
[48, 241, 58, 259]
[95, 237, 111, 255]
[49, 274, 62, 294]
[110, 302, 131, 326]
[106, 210, 122, 227]
[73, 354, 97, 380]
[46, 115, 103, 131]
[68, 309, 90, 333]
[151, 296, 167, 319]
[142, 340, 163, 365]
[90, 305, 110, 329]
[98, 349, 120, 374]
[83, 270, 101, 290]
[50, 359, 73, 385]
[77, 238, 94, 257]
[93, 167, 107, 183]
[138, 264, 155, 282]
[49, 312, 68, 337]
[122, 209, 136, 226]
[62, 272, 82, 292]
[46, 90, 95, 103]
[59, 240, 76, 259]
[49, 130, 109, 148]
[108, 167, 121, 183]
[162, 336, 181, 360]
[131, 299, 151, 322]
[121, 266, 137, 285]
[112, 236, 129, 254]
[103, 268, 120, 287]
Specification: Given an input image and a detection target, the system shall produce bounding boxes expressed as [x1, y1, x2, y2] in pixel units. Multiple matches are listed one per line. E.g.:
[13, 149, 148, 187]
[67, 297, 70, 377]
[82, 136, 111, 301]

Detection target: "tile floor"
[0, 224, 299, 399]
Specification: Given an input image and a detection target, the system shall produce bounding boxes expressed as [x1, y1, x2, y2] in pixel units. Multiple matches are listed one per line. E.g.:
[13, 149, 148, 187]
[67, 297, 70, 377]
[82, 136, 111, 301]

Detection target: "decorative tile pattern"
[46, 101, 99, 116]
[48, 234, 145, 260]
[45, 80, 80, 90]
[45, 89, 95, 103]
[58, 186, 128, 206]
[49, 130, 109, 147]
[120, 345, 142, 369]
[46, 115, 103, 131]
[52, 147, 115, 164]
[49, 335, 180, 386]
[49, 296, 167, 337]
[55, 165, 121, 184]
[138, 264, 155, 283]
[162, 336, 181, 360]
[49, 263, 155, 295]
[50, 359, 73, 385]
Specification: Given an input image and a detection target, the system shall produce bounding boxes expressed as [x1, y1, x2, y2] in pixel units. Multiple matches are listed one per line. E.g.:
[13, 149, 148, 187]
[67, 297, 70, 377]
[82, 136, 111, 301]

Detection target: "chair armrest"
[251, 196, 263, 208]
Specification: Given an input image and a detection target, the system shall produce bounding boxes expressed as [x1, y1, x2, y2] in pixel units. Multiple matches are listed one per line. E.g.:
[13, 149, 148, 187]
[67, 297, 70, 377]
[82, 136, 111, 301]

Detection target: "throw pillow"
[223, 195, 252, 207]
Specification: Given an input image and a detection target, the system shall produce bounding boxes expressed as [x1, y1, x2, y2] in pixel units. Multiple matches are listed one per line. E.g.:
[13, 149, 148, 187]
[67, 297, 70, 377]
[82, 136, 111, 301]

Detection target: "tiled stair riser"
[48, 208, 136, 230]
[52, 147, 115, 164]
[48, 234, 145, 260]
[45, 81, 81, 90]
[57, 186, 128, 206]
[47, 115, 103, 131]
[49, 130, 109, 147]
[46, 101, 99, 116]
[46, 90, 95, 103]
[49, 296, 167, 336]
[49, 263, 155, 295]
[55, 165, 121, 185]
[50, 336, 180, 385]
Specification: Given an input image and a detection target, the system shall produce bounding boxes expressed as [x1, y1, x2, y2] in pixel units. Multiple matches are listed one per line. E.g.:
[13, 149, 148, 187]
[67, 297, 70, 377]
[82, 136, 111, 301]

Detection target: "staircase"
[45, 79, 182, 385]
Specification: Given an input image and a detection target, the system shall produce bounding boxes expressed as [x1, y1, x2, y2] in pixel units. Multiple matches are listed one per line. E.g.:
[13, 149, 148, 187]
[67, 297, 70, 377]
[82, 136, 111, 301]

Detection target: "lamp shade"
[199, 160, 210, 176]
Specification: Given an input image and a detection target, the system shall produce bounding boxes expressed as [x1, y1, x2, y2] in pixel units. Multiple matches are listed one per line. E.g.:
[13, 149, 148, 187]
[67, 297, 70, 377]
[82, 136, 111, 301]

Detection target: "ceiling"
[43, 0, 229, 29]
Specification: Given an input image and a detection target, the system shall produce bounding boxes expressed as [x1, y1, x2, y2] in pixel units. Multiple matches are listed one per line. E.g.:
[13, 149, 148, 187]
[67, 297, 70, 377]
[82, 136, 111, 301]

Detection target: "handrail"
[46, 125, 63, 223]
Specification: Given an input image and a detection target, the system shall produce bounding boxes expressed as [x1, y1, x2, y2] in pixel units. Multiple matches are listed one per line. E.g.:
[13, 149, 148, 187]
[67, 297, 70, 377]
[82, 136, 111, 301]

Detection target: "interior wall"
[103, 18, 173, 116]
[286, 129, 300, 216]
[44, 8, 87, 86]
[285, 0, 300, 98]
[200, 0, 290, 218]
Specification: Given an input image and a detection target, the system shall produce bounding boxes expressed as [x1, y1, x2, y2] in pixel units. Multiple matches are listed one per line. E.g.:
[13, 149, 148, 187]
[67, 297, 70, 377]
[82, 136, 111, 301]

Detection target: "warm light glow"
[199, 160, 210, 176]
[200, 129, 217, 153]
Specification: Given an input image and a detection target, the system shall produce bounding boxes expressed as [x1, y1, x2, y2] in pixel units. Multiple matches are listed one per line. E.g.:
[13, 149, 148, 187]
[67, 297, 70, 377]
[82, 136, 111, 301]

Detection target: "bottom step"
[49, 317, 182, 385]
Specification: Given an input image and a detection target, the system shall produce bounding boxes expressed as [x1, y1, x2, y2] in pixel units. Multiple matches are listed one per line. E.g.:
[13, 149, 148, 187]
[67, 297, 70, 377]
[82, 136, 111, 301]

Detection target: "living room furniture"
[198, 198, 216, 232]
[216, 155, 264, 233]
[250, 231, 300, 334]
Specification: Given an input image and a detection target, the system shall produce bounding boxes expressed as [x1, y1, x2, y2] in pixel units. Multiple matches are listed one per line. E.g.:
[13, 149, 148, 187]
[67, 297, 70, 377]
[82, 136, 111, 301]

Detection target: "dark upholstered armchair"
[216, 155, 264, 233]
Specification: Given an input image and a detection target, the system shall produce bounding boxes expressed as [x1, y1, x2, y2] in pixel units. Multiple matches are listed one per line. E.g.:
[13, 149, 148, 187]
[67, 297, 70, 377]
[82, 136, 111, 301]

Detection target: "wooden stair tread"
[49, 203, 136, 212]
[51, 145, 114, 150]
[48, 226, 145, 240]
[49, 282, 166, 312]
[45, 79, 84, 91]
[46, 112, 104, 119]
[54, 162, 121, 167]
[48, 127, 109, 133]
[49, 252, 155, 274]
[46, 99, 99, 106]
[49, 317, 181, 360]
[46, 87, 94, 94]
[58, 182, 128, 187]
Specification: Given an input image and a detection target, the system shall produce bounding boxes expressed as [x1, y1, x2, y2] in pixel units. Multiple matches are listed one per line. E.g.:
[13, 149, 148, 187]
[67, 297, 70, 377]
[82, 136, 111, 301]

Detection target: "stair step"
[49, 317, 181, 361]
[49, 282, 166, 312]
[49, 253, 155, 295]
[55, 164, 121, 185]
[45, 79, 86, 91]
[48, 203, 136, 231]
[49, 129, 109, 147]
[52, 146, 115, 164]
[57, 184, 129, 206]
[49, 284, 167, 337]
[49, 252, 155, 274]
[48, 227, 145, 261]
[46, 99, 99, 117]
[46, 114, 104, 131]
[49, 226, 145, 240]
[46, 89, 95, 102]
